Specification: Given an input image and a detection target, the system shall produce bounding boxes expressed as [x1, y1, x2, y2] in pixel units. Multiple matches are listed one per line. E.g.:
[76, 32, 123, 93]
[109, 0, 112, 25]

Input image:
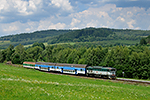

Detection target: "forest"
[0, 42, 150, 79]
[0, 27, 150, 49]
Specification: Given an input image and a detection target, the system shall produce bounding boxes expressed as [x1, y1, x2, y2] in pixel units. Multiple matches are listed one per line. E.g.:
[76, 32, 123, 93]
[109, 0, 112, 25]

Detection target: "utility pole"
[122, 71, 124, 78]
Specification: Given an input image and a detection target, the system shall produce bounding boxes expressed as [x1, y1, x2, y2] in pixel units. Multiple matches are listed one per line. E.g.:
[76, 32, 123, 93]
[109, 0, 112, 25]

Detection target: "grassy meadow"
[0, 63, 150, 100]
[0, 41, 10, 44]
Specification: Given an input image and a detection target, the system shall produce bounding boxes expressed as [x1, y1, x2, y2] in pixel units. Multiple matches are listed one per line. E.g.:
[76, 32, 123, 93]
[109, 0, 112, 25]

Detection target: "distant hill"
[48, 28, 150, 45]
[49, 28, 114, 44]
[0, 27, 150, 49]
[0, 29, 72, 49]
[0, 29, 71, 42]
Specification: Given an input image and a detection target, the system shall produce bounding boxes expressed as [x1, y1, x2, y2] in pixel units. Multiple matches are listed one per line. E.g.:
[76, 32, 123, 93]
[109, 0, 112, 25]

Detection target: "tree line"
[1, 27, 150, 49]
[0, 42, 150, 79]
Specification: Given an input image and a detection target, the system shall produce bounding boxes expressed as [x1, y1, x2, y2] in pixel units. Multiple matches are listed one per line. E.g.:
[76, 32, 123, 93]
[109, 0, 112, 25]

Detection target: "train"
[23, 62, 116, 79]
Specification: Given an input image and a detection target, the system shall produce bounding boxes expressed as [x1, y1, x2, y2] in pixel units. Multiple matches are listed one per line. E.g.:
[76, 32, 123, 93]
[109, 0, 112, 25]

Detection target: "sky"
[0, 0, 150, 37]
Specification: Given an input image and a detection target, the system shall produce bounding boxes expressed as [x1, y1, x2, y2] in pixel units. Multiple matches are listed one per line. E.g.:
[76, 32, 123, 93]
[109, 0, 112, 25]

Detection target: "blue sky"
[0, 0, 150, 36]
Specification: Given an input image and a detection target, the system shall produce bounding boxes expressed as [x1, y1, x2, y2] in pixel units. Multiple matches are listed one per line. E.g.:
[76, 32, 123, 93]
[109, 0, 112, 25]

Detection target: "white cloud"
[148, 26, 150, 30]
[50, 0, 73, 11]
[86, 19, 98, 28]
[25, 28, 31, 31]
[0, 21, 39, 36]
[135, 27, 140, 30]
[116, 16, 125, 22]
[13, 0, 33, 15]
[127, 11, 133, 17]
[127, 20, 136, 29]
[37, 18, 53, 30]
[71, 18, 81, 27]
[0, 16, 4, 20]
[1, 21, 21, 35]
[0, 0, 9, 12]
[13, 0, 43, 15]
[48, 23, 66, 29]
[0, 0, 42, 16]
[69, 4, 115, 28]
[68, 4, 150, 30]
[3, 25, 18, 32]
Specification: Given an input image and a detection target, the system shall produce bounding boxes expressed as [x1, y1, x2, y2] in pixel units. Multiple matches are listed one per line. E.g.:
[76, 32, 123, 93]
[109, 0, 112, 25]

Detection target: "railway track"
[116, 78, 150, 85]
[40, 70, 150, 85]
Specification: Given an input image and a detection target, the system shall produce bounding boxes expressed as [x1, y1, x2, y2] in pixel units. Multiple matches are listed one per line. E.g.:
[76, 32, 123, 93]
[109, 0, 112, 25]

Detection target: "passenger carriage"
[23, 62, 35, 69]
[35, 62, 87, 74]
[55, 63, 87, 75]
[35, 62, 57, 71]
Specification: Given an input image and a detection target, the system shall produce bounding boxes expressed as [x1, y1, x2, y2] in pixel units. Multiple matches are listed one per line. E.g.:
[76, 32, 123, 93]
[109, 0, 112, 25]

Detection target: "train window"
[80, 69, 82, 71]
[111, 69, 116, 71]
[87, 68, 92, 70]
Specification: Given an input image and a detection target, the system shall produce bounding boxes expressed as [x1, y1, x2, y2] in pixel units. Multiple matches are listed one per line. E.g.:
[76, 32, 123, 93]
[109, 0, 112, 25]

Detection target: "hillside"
[0, 63, 150, 99]
[0, 29, 71, 49]
[0, 29, 71, 42]
[0, 27, 150, 49]
[49, 28, 114, 44]
[49, 28, 150, 44]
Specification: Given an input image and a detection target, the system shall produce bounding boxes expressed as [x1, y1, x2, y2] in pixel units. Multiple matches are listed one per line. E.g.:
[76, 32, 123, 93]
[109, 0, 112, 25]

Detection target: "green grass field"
[23, 42, 75, 48]
[0, 41, 10, 45]
[0, 63, 150, 100]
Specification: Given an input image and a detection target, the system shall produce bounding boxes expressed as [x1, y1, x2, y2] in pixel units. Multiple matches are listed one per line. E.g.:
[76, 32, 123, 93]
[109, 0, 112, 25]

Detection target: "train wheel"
[86, 73, 89, 77]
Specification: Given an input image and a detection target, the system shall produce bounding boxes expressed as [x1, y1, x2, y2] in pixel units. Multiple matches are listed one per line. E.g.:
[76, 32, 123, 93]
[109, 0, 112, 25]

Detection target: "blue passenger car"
[55, 63, 87, 74]
[35, 62, 87, 75]
[35, 62, 57, 71]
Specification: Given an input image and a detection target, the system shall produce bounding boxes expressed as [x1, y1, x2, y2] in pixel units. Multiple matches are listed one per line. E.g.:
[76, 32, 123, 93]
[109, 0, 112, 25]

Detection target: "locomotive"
[23, 62, 116, 79]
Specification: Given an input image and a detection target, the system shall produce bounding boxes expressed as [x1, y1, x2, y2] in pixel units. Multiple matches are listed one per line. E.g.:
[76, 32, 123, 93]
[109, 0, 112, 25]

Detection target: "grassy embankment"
[0, 63, 150, 100]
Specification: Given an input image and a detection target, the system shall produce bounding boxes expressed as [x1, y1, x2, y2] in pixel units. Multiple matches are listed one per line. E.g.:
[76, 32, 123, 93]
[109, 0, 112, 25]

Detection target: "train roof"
[23, 62, 36, 65]
[55, 63, 87, 68]
[35, 62, 87, 68]
[87, 66, 116, 69]
[36, 62, 56, 66]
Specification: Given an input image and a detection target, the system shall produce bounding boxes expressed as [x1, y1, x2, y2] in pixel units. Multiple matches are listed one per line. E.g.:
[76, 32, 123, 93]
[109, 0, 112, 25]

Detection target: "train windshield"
[111, 69, 116, 71]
